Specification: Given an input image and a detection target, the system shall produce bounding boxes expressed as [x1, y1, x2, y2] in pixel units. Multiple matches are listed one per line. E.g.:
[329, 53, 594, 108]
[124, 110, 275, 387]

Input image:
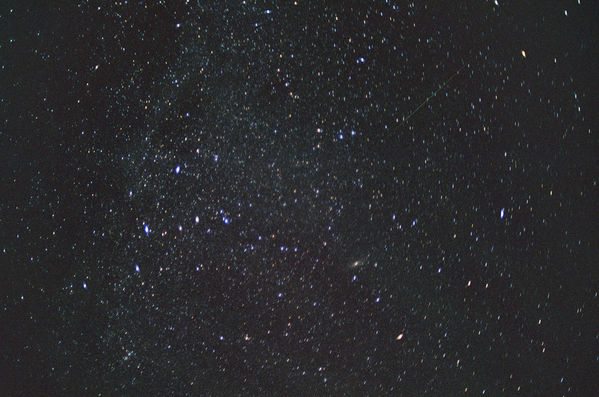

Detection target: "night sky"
[1, 1, 598, 395]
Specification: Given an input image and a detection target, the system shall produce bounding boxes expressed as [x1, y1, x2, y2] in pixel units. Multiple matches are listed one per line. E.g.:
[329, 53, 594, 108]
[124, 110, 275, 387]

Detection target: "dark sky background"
[1, 0, 598, 395]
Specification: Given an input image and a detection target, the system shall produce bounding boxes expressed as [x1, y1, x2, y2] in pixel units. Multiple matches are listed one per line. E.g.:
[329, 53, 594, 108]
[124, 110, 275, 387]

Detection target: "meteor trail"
[403, 65, 465, 124]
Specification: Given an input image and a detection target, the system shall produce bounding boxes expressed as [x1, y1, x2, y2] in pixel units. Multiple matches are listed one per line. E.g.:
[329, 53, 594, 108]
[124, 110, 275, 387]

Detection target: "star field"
[1, 1, 598, 395]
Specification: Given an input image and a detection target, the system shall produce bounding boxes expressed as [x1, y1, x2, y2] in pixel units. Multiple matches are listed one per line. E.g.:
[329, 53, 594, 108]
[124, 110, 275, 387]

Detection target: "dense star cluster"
[1, 1, 597, 395]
